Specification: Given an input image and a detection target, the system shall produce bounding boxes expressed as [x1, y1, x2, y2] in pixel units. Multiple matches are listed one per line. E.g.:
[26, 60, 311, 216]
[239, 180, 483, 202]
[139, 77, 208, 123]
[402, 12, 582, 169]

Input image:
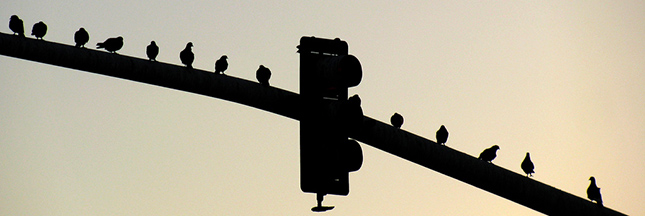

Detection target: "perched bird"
[478, 145, 500, 163]
[521, 152, 535, 177]
[436, 125, 449, 145]
[9, 15, 24, 37]
[180, 42, 194, 68]
[587, 176, 603, 206]
[390, 113, 403, 129]
[96, 36, 124, 53]
[343, 94, 363, 129]
[74, 27, 89, 48]
[215, 55, 228, 74]
[146, 41, 159, 61]
[31, 21, 47, 39]
[348, 94, 361, 106]
[256, 65, 271, 86]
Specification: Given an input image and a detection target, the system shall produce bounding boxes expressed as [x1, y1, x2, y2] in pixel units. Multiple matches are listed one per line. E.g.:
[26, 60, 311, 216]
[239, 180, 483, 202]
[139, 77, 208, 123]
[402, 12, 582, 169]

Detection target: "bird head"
[221, 55, 228, 60]
[117, 36, 123, 41]
[187, 42, 193, 47]
[349, 94, 361, 106]
[79, 27, 85, 31]
[11, 15, 19, 20]
[151, 41, 156, 45]
[492, 145, 500, 150]
[589, 176, 595, 181]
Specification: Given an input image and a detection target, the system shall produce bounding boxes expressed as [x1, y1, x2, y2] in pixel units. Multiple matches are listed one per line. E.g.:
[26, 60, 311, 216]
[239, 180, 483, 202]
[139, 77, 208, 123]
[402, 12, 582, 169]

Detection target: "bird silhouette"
[521, 152, 534, 177]
[390, 113, 403, 129]
[96, 36, 123, 53]
[478, 145, 500, 163]
[74, 27, 89, 48]
[215, 55, 228, 74]
[348, 94, 361, 106]
[587, 176, 603, 206]
[9, 15, 24, 37]
[147, 41, 159, 61]
[256, 65, 271, 86]
[31, 21, 47, 40]
[180, 42, 194, 68]
[436, 125, 449, 145]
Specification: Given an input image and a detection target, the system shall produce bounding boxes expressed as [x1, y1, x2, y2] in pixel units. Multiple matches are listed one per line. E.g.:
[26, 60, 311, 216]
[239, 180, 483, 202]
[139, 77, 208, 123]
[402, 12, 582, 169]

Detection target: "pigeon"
[521, 152, 535, 177]
[256, 65, 271, 86]
[31, 21, 47, 40]
[478, 145, 500, 163]
[9, 15, 24, 37]
[146, 41, 159, 61]
[215, 55, 228, 74]
[390, 113, 403, 129]
[180, 42, 194, 68]
[343, 94, 363, 129]
[587, 176, 603, 206]
[436, 125, 449, 145]
[74, 27, 89, 48]
[96, 36, 124, 53]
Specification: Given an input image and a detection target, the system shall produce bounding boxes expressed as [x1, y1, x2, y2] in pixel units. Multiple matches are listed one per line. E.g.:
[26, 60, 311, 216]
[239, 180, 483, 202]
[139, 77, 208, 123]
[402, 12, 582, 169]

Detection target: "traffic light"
[299, 36, 364, 211]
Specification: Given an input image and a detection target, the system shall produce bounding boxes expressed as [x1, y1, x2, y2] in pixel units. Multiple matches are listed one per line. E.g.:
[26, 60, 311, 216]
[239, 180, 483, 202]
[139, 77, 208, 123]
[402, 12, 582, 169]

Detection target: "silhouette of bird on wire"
[180, 42, 194, 68]
[147, 41, 159, 61]
[96, 36, 123, 53]
[478, 145, 500, 163]
[31, 21, 47, 40]
[9, 15, 24, 37]
[587, 176, 603, 206]
[436, 125, 449, 145]
[215, 55, 228, 74]
[390, 113, 403, 129]
[74, 27, 89, 48]
[521, 152, 535, 177]
[256, 65, 271, 87]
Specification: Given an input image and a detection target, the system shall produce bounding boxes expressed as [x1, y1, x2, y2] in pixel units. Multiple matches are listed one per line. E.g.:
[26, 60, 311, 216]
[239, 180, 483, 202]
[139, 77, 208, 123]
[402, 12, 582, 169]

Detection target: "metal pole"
[0, 32, 627, 216]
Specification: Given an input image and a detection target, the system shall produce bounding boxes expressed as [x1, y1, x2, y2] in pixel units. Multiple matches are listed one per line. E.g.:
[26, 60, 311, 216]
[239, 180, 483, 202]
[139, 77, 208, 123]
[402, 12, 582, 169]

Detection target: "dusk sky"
[2, 1, 644, 215]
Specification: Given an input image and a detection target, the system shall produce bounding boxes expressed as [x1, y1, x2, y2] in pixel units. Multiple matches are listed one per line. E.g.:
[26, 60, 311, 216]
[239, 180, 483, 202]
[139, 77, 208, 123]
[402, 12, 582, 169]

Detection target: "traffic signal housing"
[299, 36, 364, 197]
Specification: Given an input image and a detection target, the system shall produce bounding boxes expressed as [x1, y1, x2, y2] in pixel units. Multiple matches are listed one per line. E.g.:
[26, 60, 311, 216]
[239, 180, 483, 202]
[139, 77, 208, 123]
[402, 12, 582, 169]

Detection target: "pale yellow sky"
[1, 1, 644, 215]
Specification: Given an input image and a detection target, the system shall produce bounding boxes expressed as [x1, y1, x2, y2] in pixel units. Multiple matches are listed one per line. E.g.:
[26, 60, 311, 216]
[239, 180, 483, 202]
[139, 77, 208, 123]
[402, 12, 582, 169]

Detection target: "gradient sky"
[2, 1, 644, 215]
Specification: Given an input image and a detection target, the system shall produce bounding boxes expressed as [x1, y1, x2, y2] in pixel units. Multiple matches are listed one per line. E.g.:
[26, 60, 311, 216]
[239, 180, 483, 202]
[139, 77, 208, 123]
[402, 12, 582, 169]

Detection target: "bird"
[521, 152, 535, 177]
[436, 125, 449, 145]
[96, 36, 124, 53]
[146, 41, 159, 61]
[74, 27, 89, 48]
[256, 65, 271, 86]
[9, 15, 24, 37]
[215, 55, 228, 74]
[478, 145, 500, 163]
[349, 94, 361, 106]
[344, 94, 364, 129]
[587, 176, 603, 206]
[31, 21, 47, 40]
[180, 42, 194, 68]
[390, 113, 403, 129]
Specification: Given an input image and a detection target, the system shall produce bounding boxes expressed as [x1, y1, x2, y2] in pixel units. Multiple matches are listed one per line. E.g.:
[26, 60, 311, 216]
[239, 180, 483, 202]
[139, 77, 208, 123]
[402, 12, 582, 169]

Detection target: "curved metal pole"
[0, 32, 627, 216]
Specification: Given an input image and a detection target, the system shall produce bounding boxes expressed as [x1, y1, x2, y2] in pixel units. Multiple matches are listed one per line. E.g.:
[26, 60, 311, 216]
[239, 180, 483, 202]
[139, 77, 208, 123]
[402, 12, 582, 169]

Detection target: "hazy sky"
[2, 1, 644, 215]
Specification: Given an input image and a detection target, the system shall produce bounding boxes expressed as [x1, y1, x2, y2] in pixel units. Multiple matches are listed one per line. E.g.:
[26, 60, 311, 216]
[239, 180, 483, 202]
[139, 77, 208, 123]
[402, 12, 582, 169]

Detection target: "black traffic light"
[299, 36, 364, 211]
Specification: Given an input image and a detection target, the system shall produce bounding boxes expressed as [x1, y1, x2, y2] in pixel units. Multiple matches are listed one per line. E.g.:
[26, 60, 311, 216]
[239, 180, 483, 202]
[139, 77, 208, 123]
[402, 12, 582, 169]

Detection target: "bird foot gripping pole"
[311, 193, 334, 212]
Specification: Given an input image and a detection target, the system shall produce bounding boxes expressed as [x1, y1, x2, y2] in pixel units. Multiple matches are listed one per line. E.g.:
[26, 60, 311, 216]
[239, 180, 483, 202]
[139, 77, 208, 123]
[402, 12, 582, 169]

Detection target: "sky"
[1, 1, 644, 215]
